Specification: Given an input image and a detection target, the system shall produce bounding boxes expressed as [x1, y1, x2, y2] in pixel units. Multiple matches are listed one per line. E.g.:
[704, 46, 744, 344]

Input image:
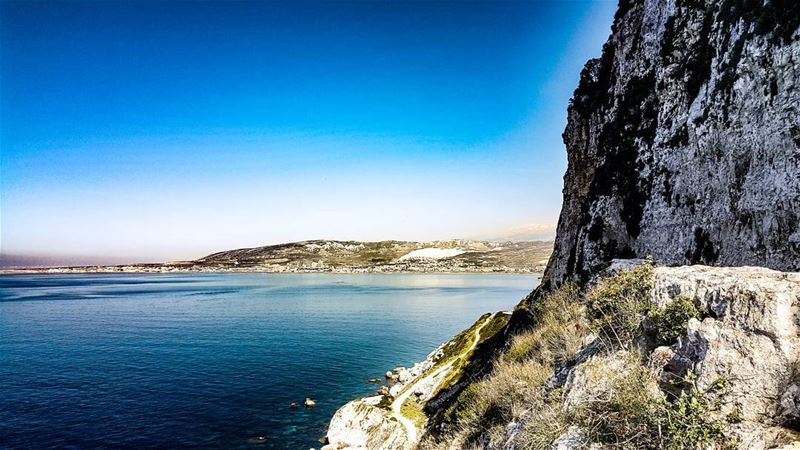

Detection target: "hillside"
[4, 240, 553, 274]
[193, 240, 551, 272]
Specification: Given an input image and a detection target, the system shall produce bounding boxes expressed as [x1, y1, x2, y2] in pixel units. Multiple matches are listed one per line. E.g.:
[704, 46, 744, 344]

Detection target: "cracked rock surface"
[546, 0, 800, 285]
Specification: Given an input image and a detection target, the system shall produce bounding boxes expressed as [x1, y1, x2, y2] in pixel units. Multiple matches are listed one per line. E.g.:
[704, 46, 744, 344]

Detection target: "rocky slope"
[322, 313, 510, 450]
[421, 262, 800, 449]
[546, 0, 800, 285]
[326, 262, 800, 449]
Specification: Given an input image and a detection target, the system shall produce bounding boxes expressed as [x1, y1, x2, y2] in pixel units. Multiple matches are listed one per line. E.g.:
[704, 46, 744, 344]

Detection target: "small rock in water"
[367, 378, 381, 383]
[248, 436, 267, 444]
[304, 397, 317, 407]
[289, 402, 299, 408]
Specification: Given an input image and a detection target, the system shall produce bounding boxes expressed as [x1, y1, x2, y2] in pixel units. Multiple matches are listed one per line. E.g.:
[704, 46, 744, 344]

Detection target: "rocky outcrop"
[650, 265, 800, 446]
[323, 346, 447, 450]
[546, 0, 800, 285]
[324, 396, 409, 450]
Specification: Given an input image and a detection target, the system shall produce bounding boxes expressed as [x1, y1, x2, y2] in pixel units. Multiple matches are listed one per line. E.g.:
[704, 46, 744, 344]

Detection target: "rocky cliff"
[546, 0, 800, 285]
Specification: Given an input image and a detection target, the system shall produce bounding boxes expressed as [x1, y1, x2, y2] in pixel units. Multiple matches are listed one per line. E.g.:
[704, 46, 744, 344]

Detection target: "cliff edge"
[546, 0, 800, 285]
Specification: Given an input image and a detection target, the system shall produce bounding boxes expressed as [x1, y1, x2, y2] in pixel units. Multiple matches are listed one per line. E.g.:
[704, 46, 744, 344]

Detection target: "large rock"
[545, 0, 800, 285]
[648, 265, 800, 447]
[325, 396, 409, 450]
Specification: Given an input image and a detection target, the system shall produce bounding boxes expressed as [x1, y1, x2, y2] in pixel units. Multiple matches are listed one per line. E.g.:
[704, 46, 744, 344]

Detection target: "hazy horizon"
[1, 1, 616, 264]
[0, 225, 557, 267]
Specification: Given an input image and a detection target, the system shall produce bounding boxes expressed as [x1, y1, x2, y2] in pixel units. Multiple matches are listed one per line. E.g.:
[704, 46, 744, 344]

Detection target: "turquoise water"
[0, 273, 538, 449]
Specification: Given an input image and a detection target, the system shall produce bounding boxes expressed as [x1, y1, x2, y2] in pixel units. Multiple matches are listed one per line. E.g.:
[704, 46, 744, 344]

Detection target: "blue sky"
[1, 0, 615, 263]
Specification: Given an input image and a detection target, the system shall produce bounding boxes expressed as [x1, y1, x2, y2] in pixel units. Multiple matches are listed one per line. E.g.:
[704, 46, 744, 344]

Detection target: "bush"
[657, 376, 736, 450]
[577, 364, 737, 450]
[586, 261, 654, 348]
[649, 295, 699, 345]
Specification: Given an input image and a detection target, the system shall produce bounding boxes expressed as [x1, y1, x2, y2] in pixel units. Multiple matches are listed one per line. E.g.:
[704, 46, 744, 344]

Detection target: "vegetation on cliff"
[421, 262, 800, 449]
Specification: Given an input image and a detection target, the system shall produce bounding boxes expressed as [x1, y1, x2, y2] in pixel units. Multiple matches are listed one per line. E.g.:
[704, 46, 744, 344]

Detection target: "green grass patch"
[401, 398, 427, 428]
[434, 313, 510, 393]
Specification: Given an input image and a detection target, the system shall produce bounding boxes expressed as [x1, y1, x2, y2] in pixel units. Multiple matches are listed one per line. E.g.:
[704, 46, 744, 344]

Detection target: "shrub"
[649, 295, 699, 345]
[657, 376, 736, 450]
[577, 365, 738, 450]
[586, 261, 654, 348]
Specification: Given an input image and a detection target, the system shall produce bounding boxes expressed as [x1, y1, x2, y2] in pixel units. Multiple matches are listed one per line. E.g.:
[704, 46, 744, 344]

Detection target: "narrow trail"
[390, 312, 499, 448]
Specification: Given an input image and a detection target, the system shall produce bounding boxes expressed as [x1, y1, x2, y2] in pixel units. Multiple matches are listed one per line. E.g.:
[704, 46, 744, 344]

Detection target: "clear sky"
[0, 0, 616, 264]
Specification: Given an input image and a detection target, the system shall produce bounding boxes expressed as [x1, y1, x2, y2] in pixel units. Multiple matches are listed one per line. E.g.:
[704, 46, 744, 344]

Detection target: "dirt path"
[390, 312, 498, 448]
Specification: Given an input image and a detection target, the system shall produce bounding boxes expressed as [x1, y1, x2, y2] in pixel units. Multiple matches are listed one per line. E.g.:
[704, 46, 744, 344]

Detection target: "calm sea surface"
[0, 273, 538, 449]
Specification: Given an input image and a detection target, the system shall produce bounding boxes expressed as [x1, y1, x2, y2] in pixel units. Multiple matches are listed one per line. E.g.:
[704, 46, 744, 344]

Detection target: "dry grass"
[503, 283, 588, 367]
[586, 261, 654, 348]
[441, 284, 586, 447]
[514, 400, 570, 450]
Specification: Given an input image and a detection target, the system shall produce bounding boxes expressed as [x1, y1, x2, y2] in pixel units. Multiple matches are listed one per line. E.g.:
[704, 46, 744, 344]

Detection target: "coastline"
[0, 266, 545, 275]
[1, 239, 552, 277]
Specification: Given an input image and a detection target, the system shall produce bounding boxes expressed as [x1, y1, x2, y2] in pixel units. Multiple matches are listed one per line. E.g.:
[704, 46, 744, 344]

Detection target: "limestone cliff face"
[546, 0, 800, 285]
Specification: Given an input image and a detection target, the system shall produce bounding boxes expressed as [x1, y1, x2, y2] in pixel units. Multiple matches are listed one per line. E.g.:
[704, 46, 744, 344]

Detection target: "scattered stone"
[389, 384, 402, 398]
[367, 378, 381, 383]
[396, 368, 412, 383]
[304, 398, 317, 407]
[289, 402, 299, 408]
[551, 426, 589, 450]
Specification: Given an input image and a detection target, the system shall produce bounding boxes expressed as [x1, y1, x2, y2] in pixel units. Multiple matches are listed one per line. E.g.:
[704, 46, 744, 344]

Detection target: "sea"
[0, 273, 538, 449]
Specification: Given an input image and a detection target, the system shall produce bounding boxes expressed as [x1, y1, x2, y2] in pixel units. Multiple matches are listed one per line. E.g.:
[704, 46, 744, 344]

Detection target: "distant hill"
[193, 239, 553, 273]
[3, 240, 553, 274]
